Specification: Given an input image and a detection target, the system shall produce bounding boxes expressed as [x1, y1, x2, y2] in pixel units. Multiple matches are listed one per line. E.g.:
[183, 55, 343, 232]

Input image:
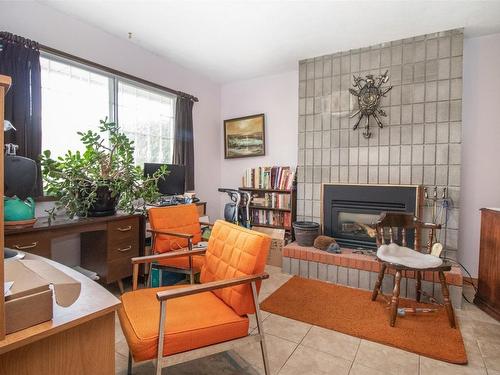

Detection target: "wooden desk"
[0, 253, 120, 374]
[5, 213, 145, 290]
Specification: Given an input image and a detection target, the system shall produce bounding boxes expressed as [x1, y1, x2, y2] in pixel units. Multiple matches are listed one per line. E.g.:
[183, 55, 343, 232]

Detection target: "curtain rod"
[39, 44, 199, 102]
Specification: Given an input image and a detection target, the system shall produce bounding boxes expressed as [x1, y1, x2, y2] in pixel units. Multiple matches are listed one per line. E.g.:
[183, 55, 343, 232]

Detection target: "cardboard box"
[4, 259, 81, 334]
[252, 227, 285, 267]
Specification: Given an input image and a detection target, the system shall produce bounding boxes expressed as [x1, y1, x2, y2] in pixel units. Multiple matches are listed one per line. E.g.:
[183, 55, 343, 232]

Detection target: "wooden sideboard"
[474, 208, 500, 321]
[5, 213, 145, 292]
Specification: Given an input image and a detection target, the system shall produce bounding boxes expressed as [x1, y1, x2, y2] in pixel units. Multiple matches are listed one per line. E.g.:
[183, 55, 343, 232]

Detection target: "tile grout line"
[276, 324, 313, 375]
[347, 338, 362, 374]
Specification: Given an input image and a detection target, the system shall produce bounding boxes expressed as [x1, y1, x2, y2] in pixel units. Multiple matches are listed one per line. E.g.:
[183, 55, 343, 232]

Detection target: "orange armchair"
[147, 204, 208, 284]
[119, 220, 272, 375]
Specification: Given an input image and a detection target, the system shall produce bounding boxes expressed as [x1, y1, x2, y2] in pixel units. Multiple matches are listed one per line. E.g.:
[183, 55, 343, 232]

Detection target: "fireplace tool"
[424, 186, 451, 257]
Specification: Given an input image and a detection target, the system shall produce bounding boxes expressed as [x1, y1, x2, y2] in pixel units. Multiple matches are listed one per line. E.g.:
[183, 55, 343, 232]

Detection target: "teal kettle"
[4, 196, 36, 222]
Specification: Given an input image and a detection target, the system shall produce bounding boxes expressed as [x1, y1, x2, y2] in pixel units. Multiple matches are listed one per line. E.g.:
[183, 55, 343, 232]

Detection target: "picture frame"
[224, 113, 266, 159]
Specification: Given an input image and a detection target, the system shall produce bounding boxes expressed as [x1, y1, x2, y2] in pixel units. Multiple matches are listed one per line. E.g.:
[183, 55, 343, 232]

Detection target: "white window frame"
[40, 51, 176, 163]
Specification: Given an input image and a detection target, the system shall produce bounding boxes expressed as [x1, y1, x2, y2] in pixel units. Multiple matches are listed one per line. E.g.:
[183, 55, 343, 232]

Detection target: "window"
[117, 81, 175, 166]
[40, 54, 175, 164]
[41, 57, 111, 157]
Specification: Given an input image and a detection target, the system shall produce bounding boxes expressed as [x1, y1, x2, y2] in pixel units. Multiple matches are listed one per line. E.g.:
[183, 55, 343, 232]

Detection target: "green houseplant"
[40, 119, 168, 218]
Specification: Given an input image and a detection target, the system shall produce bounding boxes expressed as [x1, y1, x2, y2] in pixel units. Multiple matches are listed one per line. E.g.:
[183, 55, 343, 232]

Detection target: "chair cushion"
[118, 286, 249, 362]
[377, 243, 443, 269]
[200, 221, 271, 316]
[149, 205, 202, 252]
[157, 253, 205, 271]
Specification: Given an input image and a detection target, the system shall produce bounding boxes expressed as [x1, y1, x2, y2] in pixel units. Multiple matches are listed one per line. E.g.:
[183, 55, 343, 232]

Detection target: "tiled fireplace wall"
[297, 29, 463, 255]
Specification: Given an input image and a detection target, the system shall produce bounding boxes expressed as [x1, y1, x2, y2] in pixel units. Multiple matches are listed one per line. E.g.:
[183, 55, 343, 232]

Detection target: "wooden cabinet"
[5, 214, 145, 288]
[81, 216, 141, 283]
[474, 208, 500, 321]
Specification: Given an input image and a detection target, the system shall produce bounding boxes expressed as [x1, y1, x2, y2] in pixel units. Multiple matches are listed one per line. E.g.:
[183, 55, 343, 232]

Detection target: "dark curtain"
[0, 32, 42, 196]
[173, 96, 195, 191]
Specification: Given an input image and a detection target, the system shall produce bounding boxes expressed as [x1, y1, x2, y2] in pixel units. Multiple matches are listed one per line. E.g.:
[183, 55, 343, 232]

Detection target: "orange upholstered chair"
[119, 220, 272, 375]
[148, 204, 206, 284]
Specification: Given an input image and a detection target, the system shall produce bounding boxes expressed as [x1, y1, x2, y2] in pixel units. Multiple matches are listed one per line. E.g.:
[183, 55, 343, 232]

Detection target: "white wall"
[460, 32, 500, 277]
[220, 70, 298, 213]
[0, 1, 222, 220]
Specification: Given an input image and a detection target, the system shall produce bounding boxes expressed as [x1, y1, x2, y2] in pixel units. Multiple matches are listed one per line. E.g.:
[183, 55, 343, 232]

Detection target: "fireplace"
[322, 184, 422, 250]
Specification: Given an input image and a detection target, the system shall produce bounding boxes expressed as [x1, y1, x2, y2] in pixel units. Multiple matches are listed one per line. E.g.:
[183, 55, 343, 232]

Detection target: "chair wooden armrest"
[199, 222, 215, 227]
[156, 273, 270, 301]
[132, 248, 207, 265]
[147, 229, 194, 239]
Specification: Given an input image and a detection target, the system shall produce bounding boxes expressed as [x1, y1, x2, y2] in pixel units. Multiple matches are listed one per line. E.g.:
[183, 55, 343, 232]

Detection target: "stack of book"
[242, 166, 295, 191]
[251, 210, 292, 228]
[251, 193, 291, 209]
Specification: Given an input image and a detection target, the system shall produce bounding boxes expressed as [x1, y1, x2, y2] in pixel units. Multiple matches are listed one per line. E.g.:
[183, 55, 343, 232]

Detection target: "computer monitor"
[144, 163, 185, 196]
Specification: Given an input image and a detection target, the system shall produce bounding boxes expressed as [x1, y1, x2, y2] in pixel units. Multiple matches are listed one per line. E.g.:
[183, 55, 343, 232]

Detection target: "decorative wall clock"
[349, 70, 392, 138]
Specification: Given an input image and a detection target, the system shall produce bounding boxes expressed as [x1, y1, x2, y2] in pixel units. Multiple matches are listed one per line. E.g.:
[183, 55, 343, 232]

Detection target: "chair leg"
[127, 352, 133, 375]
[416, 271, 422, 302]
[438, 271, 456, 328]
[371, 263, 387, 301]
[251, 282, 271, 375]
[117, 279, 125, 294]
[390, 270, 402, 327]
[156, 301, 167, 375]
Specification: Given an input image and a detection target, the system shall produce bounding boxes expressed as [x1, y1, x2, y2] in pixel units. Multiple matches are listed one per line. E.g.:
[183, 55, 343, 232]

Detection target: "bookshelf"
[240, 166, 297, 240]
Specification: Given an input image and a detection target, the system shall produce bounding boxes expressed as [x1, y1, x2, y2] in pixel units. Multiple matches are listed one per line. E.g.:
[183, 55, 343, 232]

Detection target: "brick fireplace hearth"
[282, 242, 463, 308]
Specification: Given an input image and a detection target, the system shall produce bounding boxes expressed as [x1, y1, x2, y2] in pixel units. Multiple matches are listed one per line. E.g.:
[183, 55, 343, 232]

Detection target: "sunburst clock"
[349, 70, 392, 139]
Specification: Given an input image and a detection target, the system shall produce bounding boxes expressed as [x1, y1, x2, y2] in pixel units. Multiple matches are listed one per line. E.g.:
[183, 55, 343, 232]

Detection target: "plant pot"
[292, 221, 320, 247]
[87, 185, 119, 217]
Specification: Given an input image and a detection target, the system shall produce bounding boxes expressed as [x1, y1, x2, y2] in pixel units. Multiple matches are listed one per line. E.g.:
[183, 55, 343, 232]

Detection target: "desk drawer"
[107, 238, 139, 261]
[107, 218, 139, 244]
[5, 234, 51, 258]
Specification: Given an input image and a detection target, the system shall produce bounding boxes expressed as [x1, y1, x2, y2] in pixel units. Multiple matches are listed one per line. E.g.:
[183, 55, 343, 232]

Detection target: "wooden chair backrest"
[375, 212, 440, 253]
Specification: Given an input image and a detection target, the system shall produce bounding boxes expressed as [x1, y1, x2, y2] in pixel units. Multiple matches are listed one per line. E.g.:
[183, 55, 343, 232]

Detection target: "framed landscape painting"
[224, 114, 266, 159]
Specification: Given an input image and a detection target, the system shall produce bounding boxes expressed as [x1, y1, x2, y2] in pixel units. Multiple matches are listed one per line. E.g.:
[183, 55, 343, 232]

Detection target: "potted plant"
[40, 119, 168, 218]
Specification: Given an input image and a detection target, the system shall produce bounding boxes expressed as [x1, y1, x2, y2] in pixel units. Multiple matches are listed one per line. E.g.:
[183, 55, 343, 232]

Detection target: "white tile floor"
[115, 265, 500, 375]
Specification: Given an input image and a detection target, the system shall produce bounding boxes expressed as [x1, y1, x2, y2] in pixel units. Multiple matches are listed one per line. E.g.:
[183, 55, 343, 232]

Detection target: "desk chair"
[119, 220, 272, 375]
[148, 204, 206, 284]
[371, 212, 456, 328]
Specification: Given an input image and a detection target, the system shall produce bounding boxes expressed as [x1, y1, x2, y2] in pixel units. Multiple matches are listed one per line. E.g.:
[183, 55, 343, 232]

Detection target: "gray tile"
[425, 60, 438, 81]
[318, 263, 328, 281]
[299, 259, 309, 278]
[437, 80, 450, 101]
[327, 264, 338, 283]
[308, 261, 318, 279]
[451, 34, 463, 56]
[282, 257, 291, 274]
[426, 38, 438, 59]
[438, 58, 450, 80]
[450, 100, 462, 121]
[359, 270, 370, 290]
[451, 56, 463, 78]
[348, 268, 359, 288]
[425, 102, 437, 123]
[291, 258, 299, 275]
[337, 266, 348, 285]
[437, 101, 450, 122]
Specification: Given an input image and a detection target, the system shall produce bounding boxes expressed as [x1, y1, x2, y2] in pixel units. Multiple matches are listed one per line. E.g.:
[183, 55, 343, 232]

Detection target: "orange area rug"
[260, 276, 467, 364]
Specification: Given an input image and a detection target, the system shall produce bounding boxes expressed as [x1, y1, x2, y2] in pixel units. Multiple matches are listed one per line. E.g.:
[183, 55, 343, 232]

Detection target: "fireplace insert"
[322, 184, 421, 250]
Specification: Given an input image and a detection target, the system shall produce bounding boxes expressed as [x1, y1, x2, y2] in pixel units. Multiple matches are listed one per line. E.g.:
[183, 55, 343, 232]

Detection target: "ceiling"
[41, 0, 500, 83]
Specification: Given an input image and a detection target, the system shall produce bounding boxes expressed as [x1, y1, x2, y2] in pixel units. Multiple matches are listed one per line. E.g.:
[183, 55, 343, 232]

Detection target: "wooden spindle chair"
[371, 212, 456, 328]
